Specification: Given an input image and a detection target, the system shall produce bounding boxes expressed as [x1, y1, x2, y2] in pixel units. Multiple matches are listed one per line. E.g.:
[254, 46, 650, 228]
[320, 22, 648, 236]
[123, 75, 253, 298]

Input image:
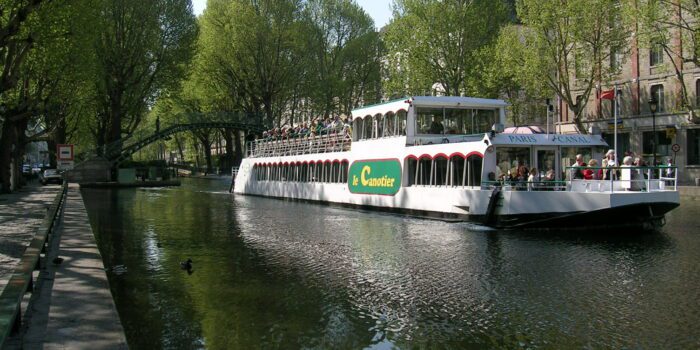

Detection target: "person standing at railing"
[602, 149, 618, 180]
[664, 158, 674, 178]
[583, 159, 600, 180]
[527, 167, 540, 191]
[571, 154, 586, 180]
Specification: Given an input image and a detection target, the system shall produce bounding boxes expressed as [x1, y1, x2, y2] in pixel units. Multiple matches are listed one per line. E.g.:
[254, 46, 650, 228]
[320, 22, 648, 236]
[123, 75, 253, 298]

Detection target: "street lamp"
[648, 97, 658, 166]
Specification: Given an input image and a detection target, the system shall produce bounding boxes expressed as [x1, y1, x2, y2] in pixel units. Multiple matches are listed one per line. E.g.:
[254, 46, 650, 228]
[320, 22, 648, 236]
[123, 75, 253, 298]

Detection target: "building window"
[610, 46, 622, 72]
[688, 129, 700, 165]
[643, 131, 672, 161]
[650, 43, 664, 66]
[696, 80, 700, 107]
[650, 84, 665, 112]
[602, 133, 630, 162]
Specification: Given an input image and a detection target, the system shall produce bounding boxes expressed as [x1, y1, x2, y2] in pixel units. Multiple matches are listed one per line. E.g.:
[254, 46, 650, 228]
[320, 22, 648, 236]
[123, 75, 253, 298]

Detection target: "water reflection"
[83, 180, 700, 349]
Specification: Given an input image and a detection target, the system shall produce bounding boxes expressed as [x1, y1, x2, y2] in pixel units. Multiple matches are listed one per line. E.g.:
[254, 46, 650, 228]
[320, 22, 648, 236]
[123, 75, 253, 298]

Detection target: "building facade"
[557, 14, 700, 185]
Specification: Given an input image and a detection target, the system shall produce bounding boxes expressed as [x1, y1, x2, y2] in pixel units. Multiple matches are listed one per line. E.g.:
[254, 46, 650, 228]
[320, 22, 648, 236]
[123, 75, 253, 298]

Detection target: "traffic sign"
[57, 144, 74, 161]
[671, 143, 681, 153]
[57, 160, 74, 171]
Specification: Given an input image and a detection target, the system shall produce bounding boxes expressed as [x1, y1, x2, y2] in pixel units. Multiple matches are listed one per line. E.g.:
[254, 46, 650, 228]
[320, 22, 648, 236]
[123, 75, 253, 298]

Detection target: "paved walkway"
[0, 183, 60, 293]
[17, 184, 127, 349]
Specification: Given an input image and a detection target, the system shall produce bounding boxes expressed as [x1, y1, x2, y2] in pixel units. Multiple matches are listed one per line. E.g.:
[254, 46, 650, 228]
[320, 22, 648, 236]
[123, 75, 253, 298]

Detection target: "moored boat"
[233, 96, 680, 229]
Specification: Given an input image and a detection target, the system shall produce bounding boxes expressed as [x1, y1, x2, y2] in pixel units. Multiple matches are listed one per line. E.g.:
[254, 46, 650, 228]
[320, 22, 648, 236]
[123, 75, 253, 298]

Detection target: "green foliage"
[383, 0, 509, 97]
[91, 0, 198, 146]
[633, 0, 700, 121]
[496, 0, 629, 132]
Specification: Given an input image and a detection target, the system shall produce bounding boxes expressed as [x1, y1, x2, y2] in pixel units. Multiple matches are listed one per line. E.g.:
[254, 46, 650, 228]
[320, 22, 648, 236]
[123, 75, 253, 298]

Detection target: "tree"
[634, 0, 700, 122]
[491, 27, 550, 126]
[198, 0, 301, 128]
[300, 0, 381, 118]
[383, 0, 509, 97]
[500, 0, 629, 133]
[91, 0, 197, 154]
[0, 0, 93, 192]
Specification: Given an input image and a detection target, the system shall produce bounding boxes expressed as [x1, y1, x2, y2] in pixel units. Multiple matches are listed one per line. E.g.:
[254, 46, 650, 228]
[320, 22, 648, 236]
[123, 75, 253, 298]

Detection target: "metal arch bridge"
[104, 121, 266, 165]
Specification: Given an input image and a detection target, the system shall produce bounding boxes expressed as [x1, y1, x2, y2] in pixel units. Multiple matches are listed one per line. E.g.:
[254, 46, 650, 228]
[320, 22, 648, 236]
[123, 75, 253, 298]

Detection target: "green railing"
[0, 183, 68, 347]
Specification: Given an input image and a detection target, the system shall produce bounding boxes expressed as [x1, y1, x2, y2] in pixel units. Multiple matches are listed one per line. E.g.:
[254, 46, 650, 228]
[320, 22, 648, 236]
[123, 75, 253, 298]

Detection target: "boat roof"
[351, 96, 508, 119]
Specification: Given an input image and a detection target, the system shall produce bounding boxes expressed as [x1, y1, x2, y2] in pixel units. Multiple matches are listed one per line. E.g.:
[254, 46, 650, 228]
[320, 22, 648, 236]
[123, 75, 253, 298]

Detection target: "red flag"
[599, 89, 615, 100]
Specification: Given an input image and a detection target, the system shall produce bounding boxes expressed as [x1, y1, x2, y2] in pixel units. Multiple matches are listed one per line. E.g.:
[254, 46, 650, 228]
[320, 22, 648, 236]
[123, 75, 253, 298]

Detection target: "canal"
[82, 179, 700, 349]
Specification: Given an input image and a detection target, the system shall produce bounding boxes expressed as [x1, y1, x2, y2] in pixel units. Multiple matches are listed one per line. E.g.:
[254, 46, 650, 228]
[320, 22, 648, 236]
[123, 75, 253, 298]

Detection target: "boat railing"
[247, 131, 352, 158]
[482, 166, 678, 193]
[564, 165, 678, 193]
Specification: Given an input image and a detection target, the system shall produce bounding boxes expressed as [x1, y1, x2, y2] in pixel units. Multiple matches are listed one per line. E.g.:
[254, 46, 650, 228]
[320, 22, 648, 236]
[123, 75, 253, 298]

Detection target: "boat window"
[301, 163, 308, 182]
[374, 114, 383, 138]
[397, 110, 407, 136]
[332, 162, 340, 183]
[433, 156, 448, 186]
[473, 109, 496, 134]
[536, 150, 556, 181]
[353, 118, 363, 141]
[340, 160, 349, 183]
[466, 155, 482, 186]
[314, 162, 322, 182]
[384, 112, 396, 137]
[405, 158, 417, 186]
[416, 107, 444, 134]
[417, 156, 432, 185]
[363, 116, 373, 140]
[450, 155, 465, 186]
[415, 107, 497, 135]
[326, 161, 333, 182]
[496, 147, 531, 181]
[443, 109, 471, 134]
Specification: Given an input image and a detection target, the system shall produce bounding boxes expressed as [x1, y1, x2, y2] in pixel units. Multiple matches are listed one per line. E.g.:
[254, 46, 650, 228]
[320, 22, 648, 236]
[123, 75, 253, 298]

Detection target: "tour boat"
[233, 96, 680, 229]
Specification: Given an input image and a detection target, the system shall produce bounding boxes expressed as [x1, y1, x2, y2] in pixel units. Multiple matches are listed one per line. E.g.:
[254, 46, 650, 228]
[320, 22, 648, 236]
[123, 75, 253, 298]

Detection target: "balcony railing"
[247, 131, 352, 158]
[482, 166, 678, 193]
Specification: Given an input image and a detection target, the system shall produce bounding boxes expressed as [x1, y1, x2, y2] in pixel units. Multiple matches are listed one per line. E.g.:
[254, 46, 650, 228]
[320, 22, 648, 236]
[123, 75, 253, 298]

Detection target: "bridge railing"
[247, 131, 352, 158]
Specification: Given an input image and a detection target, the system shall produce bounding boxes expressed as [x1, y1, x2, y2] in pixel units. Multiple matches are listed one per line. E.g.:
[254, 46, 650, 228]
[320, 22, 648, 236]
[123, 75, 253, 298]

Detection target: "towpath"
[1, 184, 127, 349]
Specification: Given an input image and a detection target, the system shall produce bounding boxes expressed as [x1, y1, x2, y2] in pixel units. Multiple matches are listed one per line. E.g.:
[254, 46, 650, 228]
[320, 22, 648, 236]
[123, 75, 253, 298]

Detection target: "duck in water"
[180, 258, 193, 271]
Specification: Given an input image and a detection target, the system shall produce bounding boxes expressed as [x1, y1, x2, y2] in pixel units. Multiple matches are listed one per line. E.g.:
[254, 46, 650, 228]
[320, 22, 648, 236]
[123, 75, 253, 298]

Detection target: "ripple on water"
[83, 183, 700, 349]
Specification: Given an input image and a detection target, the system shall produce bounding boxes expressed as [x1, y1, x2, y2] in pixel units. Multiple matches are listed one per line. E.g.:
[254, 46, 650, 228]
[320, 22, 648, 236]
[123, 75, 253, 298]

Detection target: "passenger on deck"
[620, 156, 643, 191]
[429, 116, 444, 134]
[542, 168, 556, 190]
[515, 164, 529, 190]
[571, 154, 586, 179]
[583, 159, 600, 180]
[527, 167, 540, 191]
[603, 149, 618, 180]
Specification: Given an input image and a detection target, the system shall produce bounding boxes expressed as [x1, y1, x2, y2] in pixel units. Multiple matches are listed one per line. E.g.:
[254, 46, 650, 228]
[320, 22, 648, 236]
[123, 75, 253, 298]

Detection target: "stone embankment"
[0, 184, 127, 349]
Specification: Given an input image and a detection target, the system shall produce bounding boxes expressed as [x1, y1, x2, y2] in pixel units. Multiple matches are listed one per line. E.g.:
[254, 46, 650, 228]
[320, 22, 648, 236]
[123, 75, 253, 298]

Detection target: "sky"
[191, 0, 393, 29]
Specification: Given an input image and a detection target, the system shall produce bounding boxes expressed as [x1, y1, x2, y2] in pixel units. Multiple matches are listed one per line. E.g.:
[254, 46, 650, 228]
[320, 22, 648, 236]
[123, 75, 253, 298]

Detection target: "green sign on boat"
[348, 159, 402, 196]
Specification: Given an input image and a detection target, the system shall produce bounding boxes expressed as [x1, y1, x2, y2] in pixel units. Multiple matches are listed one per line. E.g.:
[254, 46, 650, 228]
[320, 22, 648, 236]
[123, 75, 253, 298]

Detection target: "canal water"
[82, 179, 700, 349]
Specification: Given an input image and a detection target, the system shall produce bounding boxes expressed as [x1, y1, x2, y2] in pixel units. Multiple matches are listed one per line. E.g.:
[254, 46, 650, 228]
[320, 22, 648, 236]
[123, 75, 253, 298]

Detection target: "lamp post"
[648, 97, 658, 166]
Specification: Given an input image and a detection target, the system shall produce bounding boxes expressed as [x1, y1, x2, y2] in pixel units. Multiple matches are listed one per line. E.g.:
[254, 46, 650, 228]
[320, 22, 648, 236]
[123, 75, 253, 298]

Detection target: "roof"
[351, 96, 508, 119]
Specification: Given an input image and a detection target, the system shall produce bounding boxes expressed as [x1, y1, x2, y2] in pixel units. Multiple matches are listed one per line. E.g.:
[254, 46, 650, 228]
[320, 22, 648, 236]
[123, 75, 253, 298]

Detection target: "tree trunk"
[233, 131, 243, 166]
[15, 118, 28, 188]
[223, 129, 234, 171]
[203, 143, 213, 175]
[0, 119, 17, 193]
[108, 89, 123, 151]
